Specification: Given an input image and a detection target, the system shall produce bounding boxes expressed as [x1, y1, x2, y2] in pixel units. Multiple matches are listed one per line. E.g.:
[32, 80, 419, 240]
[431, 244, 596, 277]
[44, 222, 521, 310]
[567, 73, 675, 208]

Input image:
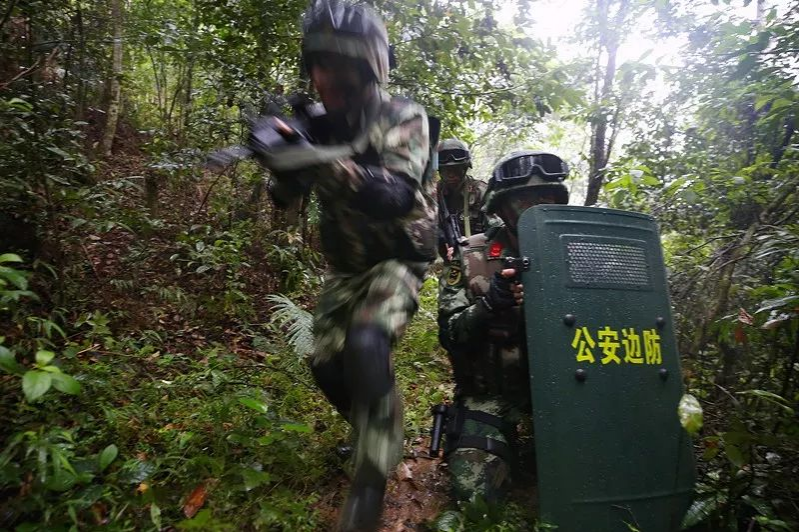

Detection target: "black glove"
[483, 271, 517, 312]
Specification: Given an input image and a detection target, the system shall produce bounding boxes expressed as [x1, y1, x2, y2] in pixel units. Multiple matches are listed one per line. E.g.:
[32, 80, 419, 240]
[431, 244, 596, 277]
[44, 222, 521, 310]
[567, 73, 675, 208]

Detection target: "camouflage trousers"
[310, 259, 427, 479]
[447, 396, 525, 503]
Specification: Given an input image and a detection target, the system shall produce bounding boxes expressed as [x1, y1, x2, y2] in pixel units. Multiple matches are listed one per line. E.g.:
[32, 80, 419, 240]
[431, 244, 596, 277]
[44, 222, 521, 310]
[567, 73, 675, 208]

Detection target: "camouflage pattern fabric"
[437, 176, 490, 238]
[438, 226, 531, 501]
[448, 396, 524, 502]
[312, 259, 426, 361]
[309, 259, 425, 486]
[268, 89, 433, 497]
[271, 90, 437, 274]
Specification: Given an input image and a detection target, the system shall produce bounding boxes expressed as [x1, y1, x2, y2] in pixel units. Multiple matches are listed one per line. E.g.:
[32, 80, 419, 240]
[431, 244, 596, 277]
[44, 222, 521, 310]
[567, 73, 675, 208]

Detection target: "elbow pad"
[353, 166, 416, 219]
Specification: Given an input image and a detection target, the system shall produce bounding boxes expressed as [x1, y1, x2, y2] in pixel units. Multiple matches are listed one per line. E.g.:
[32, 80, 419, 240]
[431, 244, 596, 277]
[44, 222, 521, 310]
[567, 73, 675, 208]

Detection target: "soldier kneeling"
[437, 150, 569, 502]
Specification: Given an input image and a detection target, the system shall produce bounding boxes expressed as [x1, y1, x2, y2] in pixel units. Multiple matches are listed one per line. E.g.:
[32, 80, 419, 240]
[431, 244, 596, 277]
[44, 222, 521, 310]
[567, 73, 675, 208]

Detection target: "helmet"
[483, 150, 569, 214]
[302, 0, 390, 84]
[437, 138, 471, 169]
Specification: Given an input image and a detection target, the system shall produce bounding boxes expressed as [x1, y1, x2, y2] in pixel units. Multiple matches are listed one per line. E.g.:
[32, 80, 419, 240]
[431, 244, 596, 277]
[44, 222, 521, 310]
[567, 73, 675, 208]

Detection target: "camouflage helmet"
[438, 138, 471, 169]
[302, 0, 390, 84]
[483, 150, 569, 214]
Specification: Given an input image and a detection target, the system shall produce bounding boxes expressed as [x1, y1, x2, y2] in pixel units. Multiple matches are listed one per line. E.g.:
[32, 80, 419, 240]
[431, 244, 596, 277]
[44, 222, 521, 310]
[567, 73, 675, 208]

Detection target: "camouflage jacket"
[436, 177, 489, 239]
[438, 226, 529, 400]
[270, 91, 436, 273]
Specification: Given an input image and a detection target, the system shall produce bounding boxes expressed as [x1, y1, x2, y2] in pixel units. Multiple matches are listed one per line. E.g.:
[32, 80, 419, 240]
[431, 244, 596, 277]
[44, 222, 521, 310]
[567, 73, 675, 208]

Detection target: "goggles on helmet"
[439, 148, 470, 165]
[493, 152, 568, 183]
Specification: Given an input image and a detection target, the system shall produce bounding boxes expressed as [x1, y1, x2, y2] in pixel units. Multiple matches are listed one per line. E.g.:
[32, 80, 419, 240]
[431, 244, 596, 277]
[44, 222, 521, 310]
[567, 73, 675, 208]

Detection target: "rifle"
[438, 192, 465, 255]
[206, 97, 359, 173]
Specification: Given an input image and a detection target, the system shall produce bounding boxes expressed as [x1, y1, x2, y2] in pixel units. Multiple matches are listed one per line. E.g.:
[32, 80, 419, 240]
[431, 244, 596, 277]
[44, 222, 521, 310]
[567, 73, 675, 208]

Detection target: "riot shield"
[518, 205, 694, 532]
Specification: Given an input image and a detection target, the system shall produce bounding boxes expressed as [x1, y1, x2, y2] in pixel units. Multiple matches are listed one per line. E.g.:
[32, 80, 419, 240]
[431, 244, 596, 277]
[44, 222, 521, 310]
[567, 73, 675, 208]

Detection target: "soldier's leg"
[309, 275, 354, 421]
[446, 396, 514, 503]
[309, 350, 351, 421]
[338, 260, 424, 532]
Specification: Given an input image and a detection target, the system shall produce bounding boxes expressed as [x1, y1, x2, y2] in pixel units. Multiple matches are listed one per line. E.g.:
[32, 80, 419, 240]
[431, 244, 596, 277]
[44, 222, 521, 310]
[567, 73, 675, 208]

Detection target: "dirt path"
[315, 438, 450, 531]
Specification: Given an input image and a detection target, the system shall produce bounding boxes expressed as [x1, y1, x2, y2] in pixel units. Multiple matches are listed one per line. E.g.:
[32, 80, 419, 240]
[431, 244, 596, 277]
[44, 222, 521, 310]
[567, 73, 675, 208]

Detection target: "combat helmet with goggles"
[438, 138, 472, 169]
[483, 150, 569, 214]
[302, 0, 390, 84]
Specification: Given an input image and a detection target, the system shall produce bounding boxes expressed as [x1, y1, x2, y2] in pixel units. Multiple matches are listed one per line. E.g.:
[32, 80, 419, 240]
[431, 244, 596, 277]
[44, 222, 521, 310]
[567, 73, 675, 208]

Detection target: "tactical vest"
[438, 179, 487, 238]
[455, 231, 529, 402]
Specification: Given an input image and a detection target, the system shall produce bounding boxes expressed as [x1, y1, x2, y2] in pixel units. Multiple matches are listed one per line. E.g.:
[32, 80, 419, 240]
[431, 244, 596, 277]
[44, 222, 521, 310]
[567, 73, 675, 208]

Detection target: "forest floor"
[314, 443, 450, 531]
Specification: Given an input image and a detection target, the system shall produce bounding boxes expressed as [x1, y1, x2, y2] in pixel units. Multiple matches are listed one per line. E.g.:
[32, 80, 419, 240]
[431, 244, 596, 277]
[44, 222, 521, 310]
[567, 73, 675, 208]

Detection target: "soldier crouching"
[437, 150, 570, 502]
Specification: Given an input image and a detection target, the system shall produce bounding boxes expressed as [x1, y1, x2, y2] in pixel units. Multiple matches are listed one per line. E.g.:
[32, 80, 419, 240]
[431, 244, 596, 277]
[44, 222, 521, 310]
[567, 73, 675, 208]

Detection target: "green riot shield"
[518, 205, 694, 532]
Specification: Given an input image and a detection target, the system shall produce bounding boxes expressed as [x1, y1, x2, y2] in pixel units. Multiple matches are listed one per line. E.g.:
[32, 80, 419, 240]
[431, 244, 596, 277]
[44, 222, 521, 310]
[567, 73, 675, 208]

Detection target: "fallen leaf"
[183, 483, 208, 518]
[738, 307, 754, 325]
[397, 462, 413, 481]
[91, 502, 109, 525]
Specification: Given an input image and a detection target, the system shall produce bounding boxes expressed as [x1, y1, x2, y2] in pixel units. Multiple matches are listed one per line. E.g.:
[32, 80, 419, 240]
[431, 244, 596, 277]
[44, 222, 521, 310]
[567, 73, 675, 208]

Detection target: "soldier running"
[268, 1, 436, 529]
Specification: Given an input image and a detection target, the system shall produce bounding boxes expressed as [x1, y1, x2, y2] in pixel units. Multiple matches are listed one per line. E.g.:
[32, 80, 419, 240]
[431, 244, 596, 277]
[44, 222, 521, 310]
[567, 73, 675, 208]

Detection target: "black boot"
[337, 460, 386, 532]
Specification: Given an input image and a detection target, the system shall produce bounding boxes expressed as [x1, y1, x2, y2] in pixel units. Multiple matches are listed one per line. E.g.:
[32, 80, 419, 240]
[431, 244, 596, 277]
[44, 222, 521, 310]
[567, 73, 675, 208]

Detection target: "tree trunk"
[100, 0, 122, 157]
[74, 2, 86, 120]
[584, 0, 628, 206]
[145, 171, 159, 216]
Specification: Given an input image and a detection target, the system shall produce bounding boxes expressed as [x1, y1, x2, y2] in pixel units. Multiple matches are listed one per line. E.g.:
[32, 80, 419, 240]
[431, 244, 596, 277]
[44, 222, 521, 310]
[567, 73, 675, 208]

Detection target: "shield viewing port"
[562, 235, 653, 290]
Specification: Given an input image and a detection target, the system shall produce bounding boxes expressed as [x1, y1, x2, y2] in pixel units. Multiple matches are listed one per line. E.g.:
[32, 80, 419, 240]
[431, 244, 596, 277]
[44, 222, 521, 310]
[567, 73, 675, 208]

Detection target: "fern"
[266, 294, 314, 359]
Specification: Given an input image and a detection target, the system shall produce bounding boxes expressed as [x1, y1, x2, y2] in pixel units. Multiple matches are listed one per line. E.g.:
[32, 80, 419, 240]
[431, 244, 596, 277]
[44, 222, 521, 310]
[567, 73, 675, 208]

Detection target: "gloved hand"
[484, 270, 518, 312]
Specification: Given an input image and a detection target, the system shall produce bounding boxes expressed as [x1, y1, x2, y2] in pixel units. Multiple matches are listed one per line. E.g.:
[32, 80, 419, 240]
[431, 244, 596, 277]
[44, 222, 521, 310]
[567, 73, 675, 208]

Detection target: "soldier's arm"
[438, 263, 492, 346]
[316, 105, 430, 219]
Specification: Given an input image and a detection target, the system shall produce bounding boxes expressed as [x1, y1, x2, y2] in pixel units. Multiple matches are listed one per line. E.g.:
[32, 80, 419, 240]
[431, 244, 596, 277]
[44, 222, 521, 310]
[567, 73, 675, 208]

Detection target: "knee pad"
[344, 324, 393, 403]
[310, 355, 351, 419]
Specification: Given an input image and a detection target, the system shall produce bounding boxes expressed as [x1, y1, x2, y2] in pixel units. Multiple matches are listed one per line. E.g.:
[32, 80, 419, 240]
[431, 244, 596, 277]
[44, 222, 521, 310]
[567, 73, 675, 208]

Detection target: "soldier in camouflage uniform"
[438, 151, 570, 502]
[268, 2, 436, 530]
[436, 139, 489, 259]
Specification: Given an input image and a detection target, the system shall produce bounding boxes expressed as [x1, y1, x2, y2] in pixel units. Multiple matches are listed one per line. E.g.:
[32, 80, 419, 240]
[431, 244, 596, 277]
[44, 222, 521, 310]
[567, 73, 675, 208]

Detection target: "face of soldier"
[440, 165, 468, 189]
[310, 53, 368, 114]
[498, 188, 560, 232]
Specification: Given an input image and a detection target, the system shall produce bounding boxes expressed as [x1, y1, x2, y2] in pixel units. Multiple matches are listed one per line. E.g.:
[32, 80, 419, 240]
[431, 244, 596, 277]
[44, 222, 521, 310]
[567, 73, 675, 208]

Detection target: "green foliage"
[264, 229, 323, 294]
[0, 253, 37, 311]
[395, 277, 452, 437]
[0, 259, 81, 405]
[433, 496, 533, 532]
[266, 294, 314, 360]
[678, 394, 704, 436]
[169, 222, 256, 318]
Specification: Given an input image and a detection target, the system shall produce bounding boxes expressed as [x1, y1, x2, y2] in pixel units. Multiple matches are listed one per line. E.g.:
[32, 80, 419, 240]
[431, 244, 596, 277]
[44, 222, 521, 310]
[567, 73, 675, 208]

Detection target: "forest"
[0, 0, 797, 530]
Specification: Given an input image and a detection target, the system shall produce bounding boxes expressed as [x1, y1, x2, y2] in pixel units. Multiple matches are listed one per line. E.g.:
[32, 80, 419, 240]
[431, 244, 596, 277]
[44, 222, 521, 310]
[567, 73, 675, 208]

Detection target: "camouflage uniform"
[271, 89, 435, 475]
[438, 225, 530, 501]
[438, 149, 570, 503]
[436, 177, 489, 239]
[266, 3, 439, 528]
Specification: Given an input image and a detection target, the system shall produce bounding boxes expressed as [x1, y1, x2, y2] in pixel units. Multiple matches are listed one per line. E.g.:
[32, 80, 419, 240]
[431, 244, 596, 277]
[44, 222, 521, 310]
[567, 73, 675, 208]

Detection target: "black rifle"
[206, 97, 329, 171]
[438, 193, 464, 254]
